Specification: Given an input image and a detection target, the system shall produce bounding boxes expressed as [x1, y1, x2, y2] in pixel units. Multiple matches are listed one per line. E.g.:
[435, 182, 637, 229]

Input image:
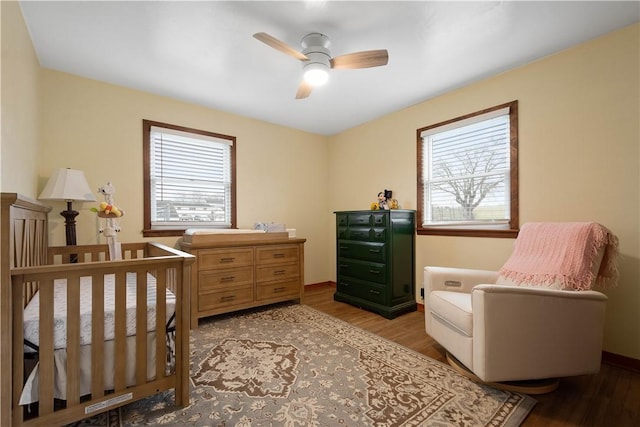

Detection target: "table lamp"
[39, 168, 96, 247]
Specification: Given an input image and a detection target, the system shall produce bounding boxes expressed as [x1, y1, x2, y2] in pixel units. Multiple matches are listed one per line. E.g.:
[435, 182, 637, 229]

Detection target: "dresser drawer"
[337, 241, 386, 262]
[256, 263, 299, 283]
[371, 227, 386, 242]
[256, 279, 300, 301]
[337, 226, 348, 240]
[346, 227, 371, 241]
[338, 259, 386, 284]
[199, 248, 253, 270]
[198, 285, 254, 311]
[256, 245, 299, 265]
[346, 227, 387, 242]
[348, 213, 373, 226]
[371, 213, 388, 227]
[199, 267, 253, 292]
[337, 277, 386, 305]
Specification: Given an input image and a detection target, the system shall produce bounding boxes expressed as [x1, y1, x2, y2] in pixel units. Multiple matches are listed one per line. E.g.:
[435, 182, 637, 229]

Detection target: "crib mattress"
[23, 272, 176, 351]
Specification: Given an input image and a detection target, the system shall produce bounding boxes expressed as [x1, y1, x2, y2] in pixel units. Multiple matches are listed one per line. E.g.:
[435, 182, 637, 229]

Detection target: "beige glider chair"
[424, 222, 618, 393]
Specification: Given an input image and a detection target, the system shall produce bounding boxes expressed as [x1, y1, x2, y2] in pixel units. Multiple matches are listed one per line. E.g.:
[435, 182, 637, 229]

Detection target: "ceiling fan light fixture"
[254, 31, 388, 98]
[303, 63, 329, 86]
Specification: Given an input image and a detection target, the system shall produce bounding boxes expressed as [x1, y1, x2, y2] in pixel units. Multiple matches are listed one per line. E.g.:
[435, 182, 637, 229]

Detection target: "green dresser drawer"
[347, 227, 372, 241]
[371, 227, 386, 242]
[338, 258, 386, 284]
[348, 213, 373, 226]
[371, 213, 388, 227]
[337, 226, 348, 239]
[337, 241, 385, 262]
[337, 277, 386, 304]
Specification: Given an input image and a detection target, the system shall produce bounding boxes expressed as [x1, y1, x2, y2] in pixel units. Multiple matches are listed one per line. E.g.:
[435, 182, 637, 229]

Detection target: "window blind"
[150, 126, 232, 228]
[422, 111, 510, 227]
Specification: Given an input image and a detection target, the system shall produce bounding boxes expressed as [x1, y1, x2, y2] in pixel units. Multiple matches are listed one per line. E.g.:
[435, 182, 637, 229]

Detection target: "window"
[143, 120, 236, 237]
[417, 101, 518, 238]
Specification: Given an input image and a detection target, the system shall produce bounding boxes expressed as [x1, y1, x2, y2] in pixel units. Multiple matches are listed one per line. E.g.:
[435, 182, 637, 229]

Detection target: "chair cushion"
[429, 291, 473, 336]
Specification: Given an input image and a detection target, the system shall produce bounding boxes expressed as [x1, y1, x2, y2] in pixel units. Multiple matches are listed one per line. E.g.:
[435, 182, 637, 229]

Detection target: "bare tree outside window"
[431, 146, 505, 221]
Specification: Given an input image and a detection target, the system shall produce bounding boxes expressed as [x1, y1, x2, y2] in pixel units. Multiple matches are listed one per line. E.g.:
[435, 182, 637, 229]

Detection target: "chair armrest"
[473, 284, 608, 300]
[471, 285, 607, 381]
[424, 266, 499, 294]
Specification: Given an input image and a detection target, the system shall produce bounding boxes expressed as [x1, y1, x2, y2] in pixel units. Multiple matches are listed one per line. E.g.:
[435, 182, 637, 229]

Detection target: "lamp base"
[60, 200, 79, 262]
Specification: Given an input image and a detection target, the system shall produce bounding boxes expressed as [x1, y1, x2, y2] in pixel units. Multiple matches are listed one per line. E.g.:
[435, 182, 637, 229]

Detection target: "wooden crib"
[0, 193, 195, 426]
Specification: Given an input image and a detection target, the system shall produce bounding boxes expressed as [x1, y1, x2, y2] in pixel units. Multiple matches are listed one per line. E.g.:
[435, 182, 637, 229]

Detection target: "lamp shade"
[38, 168, 96, 202]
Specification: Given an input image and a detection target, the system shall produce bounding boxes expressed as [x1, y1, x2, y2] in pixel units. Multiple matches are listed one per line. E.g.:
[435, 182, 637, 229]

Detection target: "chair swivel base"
[446, 352, 560, 395]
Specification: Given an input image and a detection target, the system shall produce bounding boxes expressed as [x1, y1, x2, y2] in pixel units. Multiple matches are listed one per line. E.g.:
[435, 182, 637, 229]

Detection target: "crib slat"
[156, 269, 167, 380]
[15, 219, 25, 268]
[135, 270, 148, 385]
[38, 280, 55, 415]
[11, 274, 26, 425]
[91, 273, 105, 398]
[66, 275, 81, 405]
[114, 271, 127, 391]
[176, 263, 189, 406]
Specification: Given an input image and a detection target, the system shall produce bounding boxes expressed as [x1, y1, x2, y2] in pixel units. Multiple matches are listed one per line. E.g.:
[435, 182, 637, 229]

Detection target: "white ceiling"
[19, 1, 640, 136]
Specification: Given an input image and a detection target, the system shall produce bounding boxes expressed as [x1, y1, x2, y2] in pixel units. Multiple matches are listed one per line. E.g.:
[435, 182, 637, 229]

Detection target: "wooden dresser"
[334, 210, 416, 319]
[180, 232, 305, 328]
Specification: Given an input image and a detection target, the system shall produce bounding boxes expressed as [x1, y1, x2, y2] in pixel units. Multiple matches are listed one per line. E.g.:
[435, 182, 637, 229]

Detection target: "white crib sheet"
[23, 272, 176, 351]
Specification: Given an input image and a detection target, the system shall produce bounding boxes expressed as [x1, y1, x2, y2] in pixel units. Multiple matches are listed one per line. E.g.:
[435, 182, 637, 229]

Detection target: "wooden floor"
[303, 284, 640, 427]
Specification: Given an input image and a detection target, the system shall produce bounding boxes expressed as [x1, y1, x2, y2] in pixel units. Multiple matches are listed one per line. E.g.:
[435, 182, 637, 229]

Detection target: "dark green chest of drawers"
[334, 210, 416, 319]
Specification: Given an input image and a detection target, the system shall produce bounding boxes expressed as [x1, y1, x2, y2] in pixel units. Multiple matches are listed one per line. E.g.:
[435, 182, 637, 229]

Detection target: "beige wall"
[1, 1, 41, 194]
[0, 1, 44, 420]
[38, 70, 331, 285]
[328, 23, 640, 360]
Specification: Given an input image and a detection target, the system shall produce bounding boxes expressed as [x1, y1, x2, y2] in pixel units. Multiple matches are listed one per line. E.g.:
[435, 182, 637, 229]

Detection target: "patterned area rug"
[72, 304, 536, 426]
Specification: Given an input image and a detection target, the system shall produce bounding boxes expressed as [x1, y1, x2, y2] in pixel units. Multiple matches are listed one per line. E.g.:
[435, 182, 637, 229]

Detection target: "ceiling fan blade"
[330, 49, 389, 69]
[253, 32, 309, 61]
[296, 81, 313, 99]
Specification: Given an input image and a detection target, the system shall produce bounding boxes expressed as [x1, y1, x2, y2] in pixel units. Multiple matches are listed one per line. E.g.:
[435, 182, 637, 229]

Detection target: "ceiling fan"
[253, 32, 389, 99]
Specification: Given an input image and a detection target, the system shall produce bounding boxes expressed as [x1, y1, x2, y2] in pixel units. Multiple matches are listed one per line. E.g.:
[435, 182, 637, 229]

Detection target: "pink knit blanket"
[498, 222, 619, 290]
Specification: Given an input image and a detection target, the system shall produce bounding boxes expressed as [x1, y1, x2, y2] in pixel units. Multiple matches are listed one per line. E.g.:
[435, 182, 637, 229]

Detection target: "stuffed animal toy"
[93, 182, 125, 220]
[96, 201, 123, 217]
[371, 189, 399, 210]
[92, 181, 124, 260]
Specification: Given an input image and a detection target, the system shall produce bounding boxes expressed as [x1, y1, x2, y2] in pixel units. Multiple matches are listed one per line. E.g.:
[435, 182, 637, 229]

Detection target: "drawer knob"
[369, 289, 381, 295]
[221, 276, 235, 282]
[274, 270, 286, 275]
[220, 257, 235, 263]
[220, 295, 235, 302]
[369, 249, 381, 253]
[369, 270, 381, 275]
[274, 286, 286, 293]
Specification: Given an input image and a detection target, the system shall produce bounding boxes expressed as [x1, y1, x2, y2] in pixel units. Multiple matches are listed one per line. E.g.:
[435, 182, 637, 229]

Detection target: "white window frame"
[416, 101, 519, 238]
[143, 120, 236, 237]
